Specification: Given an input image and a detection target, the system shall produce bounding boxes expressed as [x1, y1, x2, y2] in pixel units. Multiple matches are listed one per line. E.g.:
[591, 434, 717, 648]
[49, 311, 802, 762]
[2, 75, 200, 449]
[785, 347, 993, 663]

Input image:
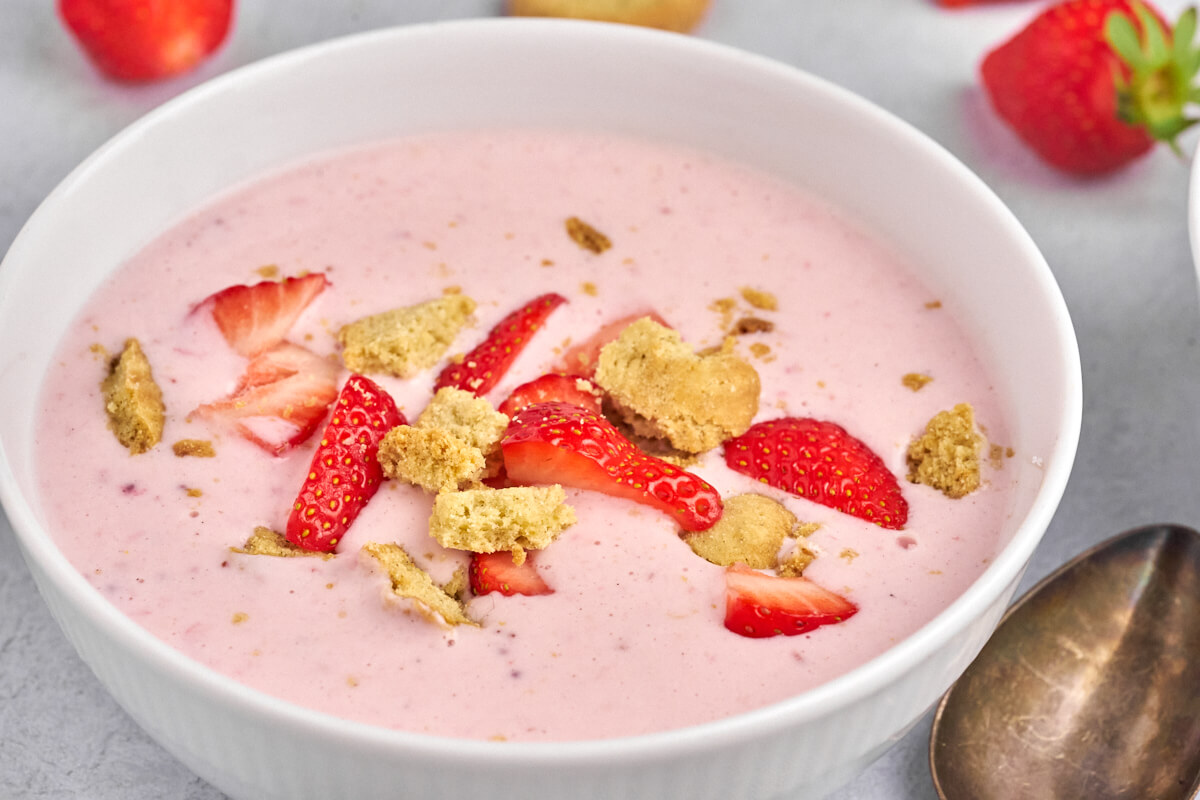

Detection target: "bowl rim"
[0, 16, 1082, 767]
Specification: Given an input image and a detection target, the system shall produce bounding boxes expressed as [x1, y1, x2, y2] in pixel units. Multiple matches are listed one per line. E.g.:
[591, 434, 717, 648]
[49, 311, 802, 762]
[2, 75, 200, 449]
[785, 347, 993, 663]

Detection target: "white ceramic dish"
[0, 18, 1081, 800]
[1188, 145, 1200, 300]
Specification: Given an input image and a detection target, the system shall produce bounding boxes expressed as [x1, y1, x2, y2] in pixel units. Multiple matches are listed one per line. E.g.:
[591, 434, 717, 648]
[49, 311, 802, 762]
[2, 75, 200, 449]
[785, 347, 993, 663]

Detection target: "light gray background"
[2, 1, 1199, 798]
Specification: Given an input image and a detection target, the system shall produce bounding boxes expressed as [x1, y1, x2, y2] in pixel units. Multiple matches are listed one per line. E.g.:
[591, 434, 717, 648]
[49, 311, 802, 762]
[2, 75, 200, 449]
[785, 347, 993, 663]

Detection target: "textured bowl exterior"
[0, 19, 1080, 800]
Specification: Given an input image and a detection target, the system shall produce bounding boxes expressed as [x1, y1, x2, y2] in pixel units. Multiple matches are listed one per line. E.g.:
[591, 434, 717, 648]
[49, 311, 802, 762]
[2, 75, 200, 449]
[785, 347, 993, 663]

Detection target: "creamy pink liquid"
[35, 130, 1016, 741]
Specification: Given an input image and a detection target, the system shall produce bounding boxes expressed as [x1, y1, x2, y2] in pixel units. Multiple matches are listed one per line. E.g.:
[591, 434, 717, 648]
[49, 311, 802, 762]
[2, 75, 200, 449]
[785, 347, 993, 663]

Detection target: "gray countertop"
[3, 1, 1199, 798]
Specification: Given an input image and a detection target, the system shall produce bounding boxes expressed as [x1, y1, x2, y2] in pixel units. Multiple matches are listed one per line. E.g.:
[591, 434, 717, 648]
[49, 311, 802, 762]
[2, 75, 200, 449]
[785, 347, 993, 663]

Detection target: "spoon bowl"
[930, 523, 1200, 800]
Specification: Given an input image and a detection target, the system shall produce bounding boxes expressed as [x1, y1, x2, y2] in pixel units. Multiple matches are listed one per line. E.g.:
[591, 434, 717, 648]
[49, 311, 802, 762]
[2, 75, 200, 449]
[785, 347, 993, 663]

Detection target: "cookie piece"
[416, 386, 510, 475]
[362, 542, 476, 628]
[101, 338, 165, 455]
[506, 0, 711, 32]
[906, 403, 984, 499]
[337, 294, 476, 378]
[685, 493, 797, 568]
[232, 526, 333, 560]
[594, 317, 760, 453]
[378, 425, 486, 493]
[429, 485, 576, 559]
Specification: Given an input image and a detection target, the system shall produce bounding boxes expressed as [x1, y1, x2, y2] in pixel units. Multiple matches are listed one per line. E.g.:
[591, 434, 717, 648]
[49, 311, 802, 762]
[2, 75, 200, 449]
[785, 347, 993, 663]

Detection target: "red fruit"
[980, 0, 1200, 174]
[723, 417, 907, 530]
[197, 273, 329, 358]
[502, 401, 723, 532]
[58, 0, 233, 82]
[724, 564, 858, 639]
[285, 374, 406, 553]
[436, 293, 567, 396]
[558, 310, 670, 377]
[497, 373, 603, 418]
[469, 551, 553, 596]
[192, 342, 339, 456]
[935, 0, 1030, 7]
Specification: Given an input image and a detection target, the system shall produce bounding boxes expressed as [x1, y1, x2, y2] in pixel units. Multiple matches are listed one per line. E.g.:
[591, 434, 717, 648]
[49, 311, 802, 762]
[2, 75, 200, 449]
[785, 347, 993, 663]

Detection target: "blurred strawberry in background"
[59, 0, 234, 82]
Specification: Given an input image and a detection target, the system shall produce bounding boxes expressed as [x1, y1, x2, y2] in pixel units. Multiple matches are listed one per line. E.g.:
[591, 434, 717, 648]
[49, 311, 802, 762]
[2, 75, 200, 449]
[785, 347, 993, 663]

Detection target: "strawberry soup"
[33, 128, 1017, 742]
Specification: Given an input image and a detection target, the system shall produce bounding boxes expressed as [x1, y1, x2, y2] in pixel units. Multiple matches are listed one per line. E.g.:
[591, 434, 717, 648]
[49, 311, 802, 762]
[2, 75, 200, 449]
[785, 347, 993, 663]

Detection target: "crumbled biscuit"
[685, 494, 797, 568]
[337, 294, 476, 377]
[442, 566, 470, 602]
[740, 286, 778, 311]
[508, 0, 711, 33]
[415, 386, 510, 475]
[902, 372, 933, 392]
[232, 526, 333, 559]
[101, 338, 165, 455]
[173, 439, 215, 457]
[777, 542, 818, 577]
[925, 300, 943, 310]
[361, 542, 476, 628]
[709, 297, 737, 330]
[732, 316, 774, 335]
[906, 403, 984, 499]
[565, 216, 611, 253]
[594, 318, 760, 453]
[429, 485, 576, 557]
[794, 521, 822, 539]
[378, 425, 486, 492]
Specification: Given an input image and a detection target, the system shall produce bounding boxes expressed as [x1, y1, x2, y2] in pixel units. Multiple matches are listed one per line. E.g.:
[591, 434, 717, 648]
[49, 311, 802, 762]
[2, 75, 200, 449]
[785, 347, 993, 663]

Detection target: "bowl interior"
[0, 15, 1080, 770]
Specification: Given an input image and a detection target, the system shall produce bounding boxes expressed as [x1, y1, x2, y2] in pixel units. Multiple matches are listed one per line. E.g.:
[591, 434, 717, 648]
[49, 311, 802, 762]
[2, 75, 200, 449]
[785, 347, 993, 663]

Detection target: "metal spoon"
[929, 523, 1200, 800]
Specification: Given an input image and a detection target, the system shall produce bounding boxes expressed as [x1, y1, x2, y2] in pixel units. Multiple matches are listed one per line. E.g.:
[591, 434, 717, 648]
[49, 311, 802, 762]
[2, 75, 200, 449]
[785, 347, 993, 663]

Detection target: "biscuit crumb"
[594, 318, 760, 453]
[740, 287, 778, 311]
[732, 316, 774, 335]
[749, 342, 773, 360]
[378, 425, 486, 492]
[580, 281, 599, 296]
[902, 373, 933, 392]
[777, 542, 818, 577]
[101, 338, 165, 455]
[988, 443, 1014, 470]
[565, 216, 611, 253]
[906, 403, 984, 499]
[925, 300, 943, 310]
[231, 612, 249, 625]
[685, 494, 797, 568]
[232, 526, 334, 559]
[840, 548, 859, 563]
[362, 542, 476, 628]
[709, 297, 737, 330]
[429, 486, 576, 556]
[256, 264, 279, 279]
[416, 386, 510, 475]
[337, 294, 476, 377]
[173, 439, 215, 458]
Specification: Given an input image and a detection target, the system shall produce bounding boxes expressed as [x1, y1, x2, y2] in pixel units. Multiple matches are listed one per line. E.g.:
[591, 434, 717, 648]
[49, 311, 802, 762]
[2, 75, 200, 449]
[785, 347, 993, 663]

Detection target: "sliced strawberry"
[724, 417, 907, 530]
[469, 551, 553, 596]
[502, 401, 722, 532]
[435, 293, 566, 396]
[724, 564, 858, 639]
[497, 373, 602, 418]
[196, 272, 329, 358]
[285, 374, 406, 553]
[58, 0, 233, 82]
[558, 310, 670, 377]
[192, 342, 339, 456]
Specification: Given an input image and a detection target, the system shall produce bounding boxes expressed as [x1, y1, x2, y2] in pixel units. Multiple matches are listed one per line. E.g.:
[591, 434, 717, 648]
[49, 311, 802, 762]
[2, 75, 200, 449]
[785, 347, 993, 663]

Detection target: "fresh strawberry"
[723, 417, 907, 530]
[436, 293, 566, 396]
[285, 374, 405, 552]
[469, 551, 553, 596]
[724, 564, 857, 639]
[58, 0, 233, 82]
[502, 401, 723, 531]
[192, 342, 339, 456]
[196, 273, 329, 358]
[980, 0, 1200, 174]
[497, 373, 602, 418]
[935, 0, 1031, 8]
[558, 310, 670, 377]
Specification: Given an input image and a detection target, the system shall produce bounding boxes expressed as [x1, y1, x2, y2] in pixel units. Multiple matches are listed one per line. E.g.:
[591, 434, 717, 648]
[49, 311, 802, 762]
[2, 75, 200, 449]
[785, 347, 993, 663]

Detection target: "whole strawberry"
[59, 0, 233, 82]
[981, 0, 1200, 175]
[286, 374, 405, 553]
[723, 417, 907, 530]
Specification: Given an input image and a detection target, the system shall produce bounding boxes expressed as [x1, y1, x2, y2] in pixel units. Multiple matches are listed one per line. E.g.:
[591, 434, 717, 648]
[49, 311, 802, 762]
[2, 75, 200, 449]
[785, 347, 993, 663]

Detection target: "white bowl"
[0, 18, 1081, 800]
[1189, 146, 1200, 299]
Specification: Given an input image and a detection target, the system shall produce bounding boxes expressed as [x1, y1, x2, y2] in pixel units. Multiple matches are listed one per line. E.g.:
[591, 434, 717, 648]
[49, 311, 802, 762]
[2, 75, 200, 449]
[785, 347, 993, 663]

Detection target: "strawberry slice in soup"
[724, 564, 858, 639]
[196, 272, 329, 358]
[469, 551, 553, 597]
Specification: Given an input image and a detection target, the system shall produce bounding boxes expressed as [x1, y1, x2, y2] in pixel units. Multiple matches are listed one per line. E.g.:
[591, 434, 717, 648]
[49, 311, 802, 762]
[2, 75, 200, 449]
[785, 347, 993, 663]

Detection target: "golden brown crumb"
[709, 297, 737, 330]
[361, 542, 476, 627]
[565, 216, 612, 254]
[685, 494, 797, 568]
[507, 0, 711, 32]
[732, 316, 774, 335]
[749, 342, 772, 360]
[442, 566, 470, 602]
[173, 439, 215, 457]
[580, 281, 599, 296]
[231, 526, 334, 559]
[378, 425, 486, 492]
[740, 286, 778, 311]
[902, 373, 934, 392]
[777, 542, 818, 577]
[594, 318, 760, 453]
[416, 387, 509, 469]
[185, 487, 203, 498]
[337, 294, 476, 377]
[101, 338, 165, 455]
[429, 486, 576, 556]
[256, 264, 279, 279]
[794, 521, 821, 539]
[925, 300, 943, 310]
[840, 548, 860, 563]
[907, 403, 984, 499]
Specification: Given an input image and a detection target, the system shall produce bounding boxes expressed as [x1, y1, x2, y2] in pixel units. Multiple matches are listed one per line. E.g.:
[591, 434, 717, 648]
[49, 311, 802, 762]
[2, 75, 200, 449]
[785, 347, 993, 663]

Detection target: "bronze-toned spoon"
[930, 523, 1200, 800]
